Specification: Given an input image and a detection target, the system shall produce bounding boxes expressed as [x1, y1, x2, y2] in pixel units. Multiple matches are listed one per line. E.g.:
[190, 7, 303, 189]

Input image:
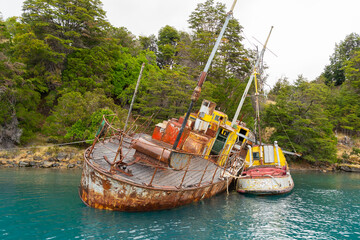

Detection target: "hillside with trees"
[264, 33, 360, 164]
[0, 0, 359, 165]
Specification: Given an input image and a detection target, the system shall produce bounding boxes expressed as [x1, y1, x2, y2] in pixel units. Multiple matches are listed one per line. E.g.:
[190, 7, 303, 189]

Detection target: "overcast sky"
[1, 0, 359, 87]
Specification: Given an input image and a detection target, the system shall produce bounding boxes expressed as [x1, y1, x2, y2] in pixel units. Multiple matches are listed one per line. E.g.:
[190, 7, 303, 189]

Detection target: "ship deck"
[87, 134, 226, 189]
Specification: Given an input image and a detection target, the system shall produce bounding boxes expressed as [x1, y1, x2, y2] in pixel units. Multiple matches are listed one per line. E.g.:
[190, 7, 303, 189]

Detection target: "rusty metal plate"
[169, 152, 192, 170]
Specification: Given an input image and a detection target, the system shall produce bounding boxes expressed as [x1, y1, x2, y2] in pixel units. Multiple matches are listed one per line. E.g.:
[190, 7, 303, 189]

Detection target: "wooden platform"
[88, 135, 225, 189]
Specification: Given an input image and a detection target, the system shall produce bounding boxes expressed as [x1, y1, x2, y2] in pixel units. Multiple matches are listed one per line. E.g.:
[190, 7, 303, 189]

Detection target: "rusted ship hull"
[236, 173, 294, 195]
[79, 153, 231, 211]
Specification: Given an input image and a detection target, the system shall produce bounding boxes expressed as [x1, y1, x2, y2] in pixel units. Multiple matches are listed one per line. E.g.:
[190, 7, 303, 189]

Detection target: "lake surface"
[0, 168, 359, 239]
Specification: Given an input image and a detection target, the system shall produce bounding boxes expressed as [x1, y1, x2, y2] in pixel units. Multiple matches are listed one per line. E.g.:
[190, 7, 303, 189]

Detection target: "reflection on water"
[0, 169, 359, 239]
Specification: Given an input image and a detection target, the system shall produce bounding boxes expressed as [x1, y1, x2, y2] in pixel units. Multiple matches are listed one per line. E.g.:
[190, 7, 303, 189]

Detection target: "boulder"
[19, 161, 30, 167]
[41, 160, 53, 168]
[47, 157, 56, 162]
[67, 163, 75, 168]
[0, 117, 22, 149]
[52, 163, 60, 168]
[29, 161, 37, 167]
[33, 156, 43, 161]
[56, 152, 68, 161]
[338, 165, 360, 172]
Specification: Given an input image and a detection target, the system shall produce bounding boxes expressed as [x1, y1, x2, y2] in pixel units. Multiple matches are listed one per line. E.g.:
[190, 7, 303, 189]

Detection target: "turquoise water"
[0, 169, 359, 239]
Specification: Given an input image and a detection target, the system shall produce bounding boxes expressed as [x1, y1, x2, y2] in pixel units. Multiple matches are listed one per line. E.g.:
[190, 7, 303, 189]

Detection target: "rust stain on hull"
[236, 174, 294, 195]
[79, 159, 230, 211]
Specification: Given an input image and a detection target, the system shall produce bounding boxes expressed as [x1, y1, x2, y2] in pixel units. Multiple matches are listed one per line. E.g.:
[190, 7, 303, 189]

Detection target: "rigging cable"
[264, 82, 297, 154]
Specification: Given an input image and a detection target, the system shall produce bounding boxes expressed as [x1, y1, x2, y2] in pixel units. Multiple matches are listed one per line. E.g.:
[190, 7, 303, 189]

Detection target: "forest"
[0, 0, 359, 164]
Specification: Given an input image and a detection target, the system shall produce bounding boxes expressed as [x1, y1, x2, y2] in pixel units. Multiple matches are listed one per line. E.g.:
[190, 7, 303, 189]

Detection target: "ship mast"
[254, 68, 263, 164]
[231, 26, 273, 127]
[231, 26, 273, 165]
[172, 0, 238, 150]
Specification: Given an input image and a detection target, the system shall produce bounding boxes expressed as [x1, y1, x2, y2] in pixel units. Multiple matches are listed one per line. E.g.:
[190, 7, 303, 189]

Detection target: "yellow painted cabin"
[244, 144, 288, 168]
[188, 100, 251, 166]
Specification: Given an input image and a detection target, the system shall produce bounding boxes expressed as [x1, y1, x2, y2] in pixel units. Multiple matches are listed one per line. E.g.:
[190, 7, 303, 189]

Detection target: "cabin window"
[214, 115, 219, 121]
[237, 128, 248, 143]
[253, 152, 260, 160]
[219, 128, 230, 138]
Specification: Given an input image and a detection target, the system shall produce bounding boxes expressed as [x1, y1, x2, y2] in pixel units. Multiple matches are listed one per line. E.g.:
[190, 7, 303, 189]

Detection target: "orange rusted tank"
[152, 121, 167, 141]
[161, 120, 190, 149]
[182, 131, 210, 155]
[152, 125, 163, 141]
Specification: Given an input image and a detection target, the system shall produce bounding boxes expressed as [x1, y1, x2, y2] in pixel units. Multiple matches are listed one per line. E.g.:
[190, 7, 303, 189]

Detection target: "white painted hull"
[236, 172, 294, 195]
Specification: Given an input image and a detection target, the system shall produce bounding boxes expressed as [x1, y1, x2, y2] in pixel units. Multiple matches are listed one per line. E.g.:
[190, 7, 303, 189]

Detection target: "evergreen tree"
[263, 77, 337, 163]
[323, 33, 360, 86]
[134, 66, 195, 121]
[344, 49, 360, 93]
[22, 0, 109, 48]
[43, 90, 125, 142]
[157, 25, 180, 68]
[139, 34, 157, 52]
[0, 17, 43, 145]
[61, 41, 120, 94]
[16, 0, 110, 93]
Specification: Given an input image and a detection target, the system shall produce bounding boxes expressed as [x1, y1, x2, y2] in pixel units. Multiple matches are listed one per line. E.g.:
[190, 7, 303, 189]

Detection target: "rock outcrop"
[0, 116, 22, 149]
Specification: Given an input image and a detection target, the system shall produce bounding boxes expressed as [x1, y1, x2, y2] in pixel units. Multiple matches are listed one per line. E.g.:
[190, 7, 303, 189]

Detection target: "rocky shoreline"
[0, 146, 83, 169]
[289, 162, 360, 173]
[288, 158, 360, 173]
[1, 149, 360, 174]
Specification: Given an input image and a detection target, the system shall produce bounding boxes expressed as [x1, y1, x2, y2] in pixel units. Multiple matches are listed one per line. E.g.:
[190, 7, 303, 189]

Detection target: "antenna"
[252, 36, 278, 57]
